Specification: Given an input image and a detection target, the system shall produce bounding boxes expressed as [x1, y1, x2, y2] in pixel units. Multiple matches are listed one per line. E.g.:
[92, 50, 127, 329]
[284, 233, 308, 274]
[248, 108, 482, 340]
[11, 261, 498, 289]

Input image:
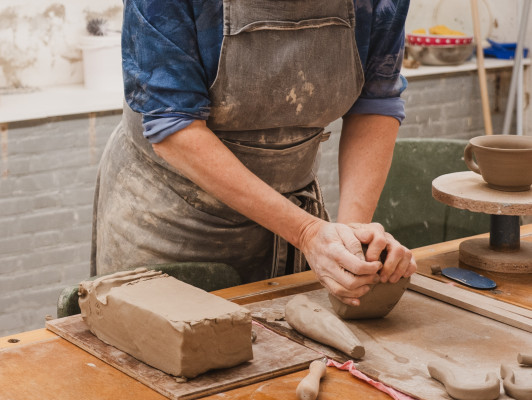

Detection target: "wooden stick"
[409, 274, 532, 333]
[470, 0, 493, 135]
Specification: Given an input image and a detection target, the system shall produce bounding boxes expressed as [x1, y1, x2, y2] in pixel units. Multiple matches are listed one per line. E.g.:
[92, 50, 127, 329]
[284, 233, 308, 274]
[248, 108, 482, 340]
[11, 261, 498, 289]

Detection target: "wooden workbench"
[2, 226, 532, 400]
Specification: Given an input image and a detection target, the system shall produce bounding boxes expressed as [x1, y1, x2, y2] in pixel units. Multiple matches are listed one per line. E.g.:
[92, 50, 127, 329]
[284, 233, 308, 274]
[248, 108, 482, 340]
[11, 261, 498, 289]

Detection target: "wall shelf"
[402, 57, 530, 79]
[0, 58, 529, 125]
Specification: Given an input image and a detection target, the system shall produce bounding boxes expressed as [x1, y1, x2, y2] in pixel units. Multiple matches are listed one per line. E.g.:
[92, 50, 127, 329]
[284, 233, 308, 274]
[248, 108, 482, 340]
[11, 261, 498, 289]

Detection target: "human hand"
[348, 222, 417, 284]
[298, 220, 383, 306]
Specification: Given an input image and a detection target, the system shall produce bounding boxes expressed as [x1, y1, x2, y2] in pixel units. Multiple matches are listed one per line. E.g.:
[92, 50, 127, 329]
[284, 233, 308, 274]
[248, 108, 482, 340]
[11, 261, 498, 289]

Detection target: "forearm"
[152, 120, 319, 249]
[337, 114, 399, 224]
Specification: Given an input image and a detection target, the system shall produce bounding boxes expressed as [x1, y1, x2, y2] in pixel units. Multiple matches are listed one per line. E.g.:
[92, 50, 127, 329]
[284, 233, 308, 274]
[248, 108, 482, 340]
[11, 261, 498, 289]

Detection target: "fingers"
[380, 233, 417, 283]
[348, 222, 387, 262]
[336, 224, 365, 261]
[319, 274, 374, 306]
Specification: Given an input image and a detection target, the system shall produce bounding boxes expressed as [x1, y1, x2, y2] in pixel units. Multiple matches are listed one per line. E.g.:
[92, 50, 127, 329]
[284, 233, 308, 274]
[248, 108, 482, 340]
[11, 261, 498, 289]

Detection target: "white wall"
[0, 1, 530, 89]
[0, 0, 123, 88]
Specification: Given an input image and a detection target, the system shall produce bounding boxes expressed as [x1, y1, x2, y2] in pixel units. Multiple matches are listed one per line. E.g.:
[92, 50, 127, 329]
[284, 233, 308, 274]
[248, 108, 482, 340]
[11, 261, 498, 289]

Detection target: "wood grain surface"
[0, 337, 167, 400]
[45, 315, 321, 400]
[203, 366, 392, 400]
[245, 288, 532, 400]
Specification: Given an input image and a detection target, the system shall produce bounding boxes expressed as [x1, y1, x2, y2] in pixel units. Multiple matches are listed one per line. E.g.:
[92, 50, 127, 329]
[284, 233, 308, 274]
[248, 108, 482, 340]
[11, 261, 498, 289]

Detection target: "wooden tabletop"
[2, 226, 532, 400]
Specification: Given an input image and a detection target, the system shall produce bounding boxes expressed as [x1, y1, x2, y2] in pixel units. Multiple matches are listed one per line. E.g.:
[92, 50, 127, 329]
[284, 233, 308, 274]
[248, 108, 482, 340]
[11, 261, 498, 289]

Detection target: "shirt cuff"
[142, 116, 196, 144]
[345, 97, 406, 124]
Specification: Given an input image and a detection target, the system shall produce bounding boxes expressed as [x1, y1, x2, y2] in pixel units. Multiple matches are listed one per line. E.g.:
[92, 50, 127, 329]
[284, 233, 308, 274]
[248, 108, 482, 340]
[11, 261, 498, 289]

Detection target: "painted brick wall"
[0, 112, 121, 336]
[0, 67, 526, 336]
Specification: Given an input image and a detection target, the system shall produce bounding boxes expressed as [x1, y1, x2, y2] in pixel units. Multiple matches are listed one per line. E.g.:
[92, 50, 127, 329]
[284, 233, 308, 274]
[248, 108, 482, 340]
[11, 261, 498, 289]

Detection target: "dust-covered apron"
[91, 0, 364, 282]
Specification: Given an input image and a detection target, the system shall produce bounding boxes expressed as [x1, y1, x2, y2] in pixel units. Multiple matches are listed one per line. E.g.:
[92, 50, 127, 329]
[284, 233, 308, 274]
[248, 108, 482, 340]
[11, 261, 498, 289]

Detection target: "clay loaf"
[78, 268, 253, 378]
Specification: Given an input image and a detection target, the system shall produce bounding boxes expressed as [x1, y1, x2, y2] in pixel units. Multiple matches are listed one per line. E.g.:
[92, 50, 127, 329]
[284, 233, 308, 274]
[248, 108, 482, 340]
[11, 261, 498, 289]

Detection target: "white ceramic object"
[80, 34, 122, 91]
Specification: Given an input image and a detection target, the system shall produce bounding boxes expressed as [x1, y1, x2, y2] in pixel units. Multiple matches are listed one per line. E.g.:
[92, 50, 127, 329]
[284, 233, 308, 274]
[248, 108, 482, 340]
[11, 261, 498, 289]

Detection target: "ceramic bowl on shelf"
[406, 33, 473, 47]
[406, 43, 475, 66]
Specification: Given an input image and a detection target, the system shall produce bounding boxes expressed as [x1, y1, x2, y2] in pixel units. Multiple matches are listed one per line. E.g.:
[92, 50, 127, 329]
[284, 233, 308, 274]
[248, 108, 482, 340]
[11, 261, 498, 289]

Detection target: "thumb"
[337, 224, 365, 261]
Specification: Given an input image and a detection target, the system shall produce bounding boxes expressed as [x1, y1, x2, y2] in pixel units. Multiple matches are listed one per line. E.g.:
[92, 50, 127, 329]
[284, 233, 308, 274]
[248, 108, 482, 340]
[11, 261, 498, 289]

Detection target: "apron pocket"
[230, 17, 351, 35]
[208, 13, 363, 131]
[222, 128, 324, 193]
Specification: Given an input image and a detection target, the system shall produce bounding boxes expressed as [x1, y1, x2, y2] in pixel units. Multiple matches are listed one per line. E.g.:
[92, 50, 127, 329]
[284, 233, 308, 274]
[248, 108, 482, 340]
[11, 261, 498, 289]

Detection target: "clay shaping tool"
[501, 364, 532, 400]
[285, 294, 365, 359]
[296, 358, 327, 400]
[427, 360, 500, 400]
[431, 265, 497, 290]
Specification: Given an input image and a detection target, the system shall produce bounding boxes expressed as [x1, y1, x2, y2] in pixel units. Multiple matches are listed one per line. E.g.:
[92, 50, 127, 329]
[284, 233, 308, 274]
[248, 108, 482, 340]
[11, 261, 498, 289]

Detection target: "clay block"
[78, 268, 253, 378]
[329, 277, 410, 319]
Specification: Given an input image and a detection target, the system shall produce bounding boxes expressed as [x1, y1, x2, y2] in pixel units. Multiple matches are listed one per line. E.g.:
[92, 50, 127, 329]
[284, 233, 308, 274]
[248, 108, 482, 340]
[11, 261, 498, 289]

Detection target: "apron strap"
[270, 178, 330, 278]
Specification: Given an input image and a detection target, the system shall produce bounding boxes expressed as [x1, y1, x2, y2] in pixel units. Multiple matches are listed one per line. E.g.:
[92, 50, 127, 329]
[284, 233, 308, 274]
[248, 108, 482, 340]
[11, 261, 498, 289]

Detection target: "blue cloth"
[122, 0, 409, 143]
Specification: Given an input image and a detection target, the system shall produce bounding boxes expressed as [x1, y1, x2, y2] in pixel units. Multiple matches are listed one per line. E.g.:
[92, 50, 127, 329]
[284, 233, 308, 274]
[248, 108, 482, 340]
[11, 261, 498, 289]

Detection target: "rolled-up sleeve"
[122, 0, 211, 142]
[346, 0, 409, 123]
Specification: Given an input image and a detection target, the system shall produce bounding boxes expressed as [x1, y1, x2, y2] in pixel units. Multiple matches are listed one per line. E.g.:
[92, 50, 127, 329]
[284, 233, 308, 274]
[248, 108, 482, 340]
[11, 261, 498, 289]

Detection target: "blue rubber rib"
[441, 267, 497, 290]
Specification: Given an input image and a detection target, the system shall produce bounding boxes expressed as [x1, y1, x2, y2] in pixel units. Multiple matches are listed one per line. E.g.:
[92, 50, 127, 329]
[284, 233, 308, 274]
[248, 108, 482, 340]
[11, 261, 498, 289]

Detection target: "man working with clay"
[91, 0, 417, 307]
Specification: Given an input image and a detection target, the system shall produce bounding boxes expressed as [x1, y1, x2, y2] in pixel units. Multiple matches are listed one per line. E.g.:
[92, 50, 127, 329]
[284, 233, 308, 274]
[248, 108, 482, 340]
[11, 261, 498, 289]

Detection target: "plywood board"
[46, 315, 321, 400]
[245, 288, 532, 400]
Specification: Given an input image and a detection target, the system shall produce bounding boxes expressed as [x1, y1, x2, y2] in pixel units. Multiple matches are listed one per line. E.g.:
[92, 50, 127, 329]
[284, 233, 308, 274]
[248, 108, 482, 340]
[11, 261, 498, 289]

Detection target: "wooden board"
[46, 315, 321, 400]
[245, 288, 532, 400]
[415, 234, 532, 310]
[409, 274, 532, 332]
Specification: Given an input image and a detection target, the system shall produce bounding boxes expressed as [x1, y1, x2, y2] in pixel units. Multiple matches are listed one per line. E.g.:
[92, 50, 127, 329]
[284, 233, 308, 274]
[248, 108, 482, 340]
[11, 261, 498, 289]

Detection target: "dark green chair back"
[57, 262, 242, 318]
[373, 138, 490, 249]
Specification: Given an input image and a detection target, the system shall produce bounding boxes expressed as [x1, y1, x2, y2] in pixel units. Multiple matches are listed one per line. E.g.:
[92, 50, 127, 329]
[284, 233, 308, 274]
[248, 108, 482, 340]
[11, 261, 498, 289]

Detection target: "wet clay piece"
[296, 358, 327, 400]
[427, 361, 500, 400]
[284, 294, 365, 359]
[329, 277, 410, 319]
[78, 268, 253, 378]
[501, 364, 532, 400]
[517, 353, 532, 366]
[464, 134, 532, 192]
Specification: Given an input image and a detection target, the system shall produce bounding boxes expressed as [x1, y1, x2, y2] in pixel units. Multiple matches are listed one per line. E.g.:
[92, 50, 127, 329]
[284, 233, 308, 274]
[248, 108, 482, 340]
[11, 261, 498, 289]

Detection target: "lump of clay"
[78, 268, 253, 378]
[501, 364, 532, 400]
[329, 276, 410, 319]
[285, 294, 365, 359]
[428, 360, 500, 400]
[517, 353, 532, 366]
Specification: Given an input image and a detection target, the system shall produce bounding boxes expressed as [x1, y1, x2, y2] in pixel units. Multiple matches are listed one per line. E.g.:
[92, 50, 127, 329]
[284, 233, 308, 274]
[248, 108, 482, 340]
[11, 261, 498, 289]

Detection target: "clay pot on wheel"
[464, 135, 532, 192]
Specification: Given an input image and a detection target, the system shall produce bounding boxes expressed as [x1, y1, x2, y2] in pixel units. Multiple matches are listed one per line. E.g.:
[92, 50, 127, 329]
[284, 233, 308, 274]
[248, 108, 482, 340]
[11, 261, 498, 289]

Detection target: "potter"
[464, 134, 532, 192]
[92, 0, 417, 317]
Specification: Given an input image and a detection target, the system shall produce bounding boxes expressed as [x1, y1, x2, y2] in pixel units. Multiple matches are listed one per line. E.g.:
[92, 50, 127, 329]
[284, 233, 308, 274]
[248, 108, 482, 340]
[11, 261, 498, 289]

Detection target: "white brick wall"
[0, 112, 120, 336]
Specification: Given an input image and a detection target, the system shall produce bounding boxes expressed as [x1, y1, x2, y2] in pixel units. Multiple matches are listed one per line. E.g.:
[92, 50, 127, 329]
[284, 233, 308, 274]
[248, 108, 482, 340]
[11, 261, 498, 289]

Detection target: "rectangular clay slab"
[78, 268, 253, 378]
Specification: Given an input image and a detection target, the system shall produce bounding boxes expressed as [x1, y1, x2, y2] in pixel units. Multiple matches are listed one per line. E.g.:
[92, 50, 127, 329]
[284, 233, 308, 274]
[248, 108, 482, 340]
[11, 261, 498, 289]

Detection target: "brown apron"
[91, 0, 364, 282]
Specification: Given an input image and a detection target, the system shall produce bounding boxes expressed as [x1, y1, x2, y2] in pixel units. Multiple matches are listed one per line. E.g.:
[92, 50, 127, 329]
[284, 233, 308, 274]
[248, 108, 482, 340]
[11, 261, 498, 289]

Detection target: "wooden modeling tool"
[296, 358, 327, 400]
[427, 360, 500, 400]
[285, 294, 365, 359]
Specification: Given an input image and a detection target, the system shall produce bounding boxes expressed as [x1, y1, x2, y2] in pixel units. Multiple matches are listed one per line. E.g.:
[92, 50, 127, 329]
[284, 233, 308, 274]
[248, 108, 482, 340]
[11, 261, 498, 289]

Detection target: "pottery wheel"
[432, 171, 532, 273]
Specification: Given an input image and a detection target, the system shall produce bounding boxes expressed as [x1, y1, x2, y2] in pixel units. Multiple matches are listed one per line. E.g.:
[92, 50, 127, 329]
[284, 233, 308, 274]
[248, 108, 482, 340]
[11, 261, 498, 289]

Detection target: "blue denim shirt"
[122, 0, 409, 143]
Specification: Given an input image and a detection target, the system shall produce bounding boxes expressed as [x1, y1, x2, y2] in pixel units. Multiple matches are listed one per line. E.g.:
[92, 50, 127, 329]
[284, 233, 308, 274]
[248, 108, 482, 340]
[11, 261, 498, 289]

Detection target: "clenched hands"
[299, 220, 416, 307]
